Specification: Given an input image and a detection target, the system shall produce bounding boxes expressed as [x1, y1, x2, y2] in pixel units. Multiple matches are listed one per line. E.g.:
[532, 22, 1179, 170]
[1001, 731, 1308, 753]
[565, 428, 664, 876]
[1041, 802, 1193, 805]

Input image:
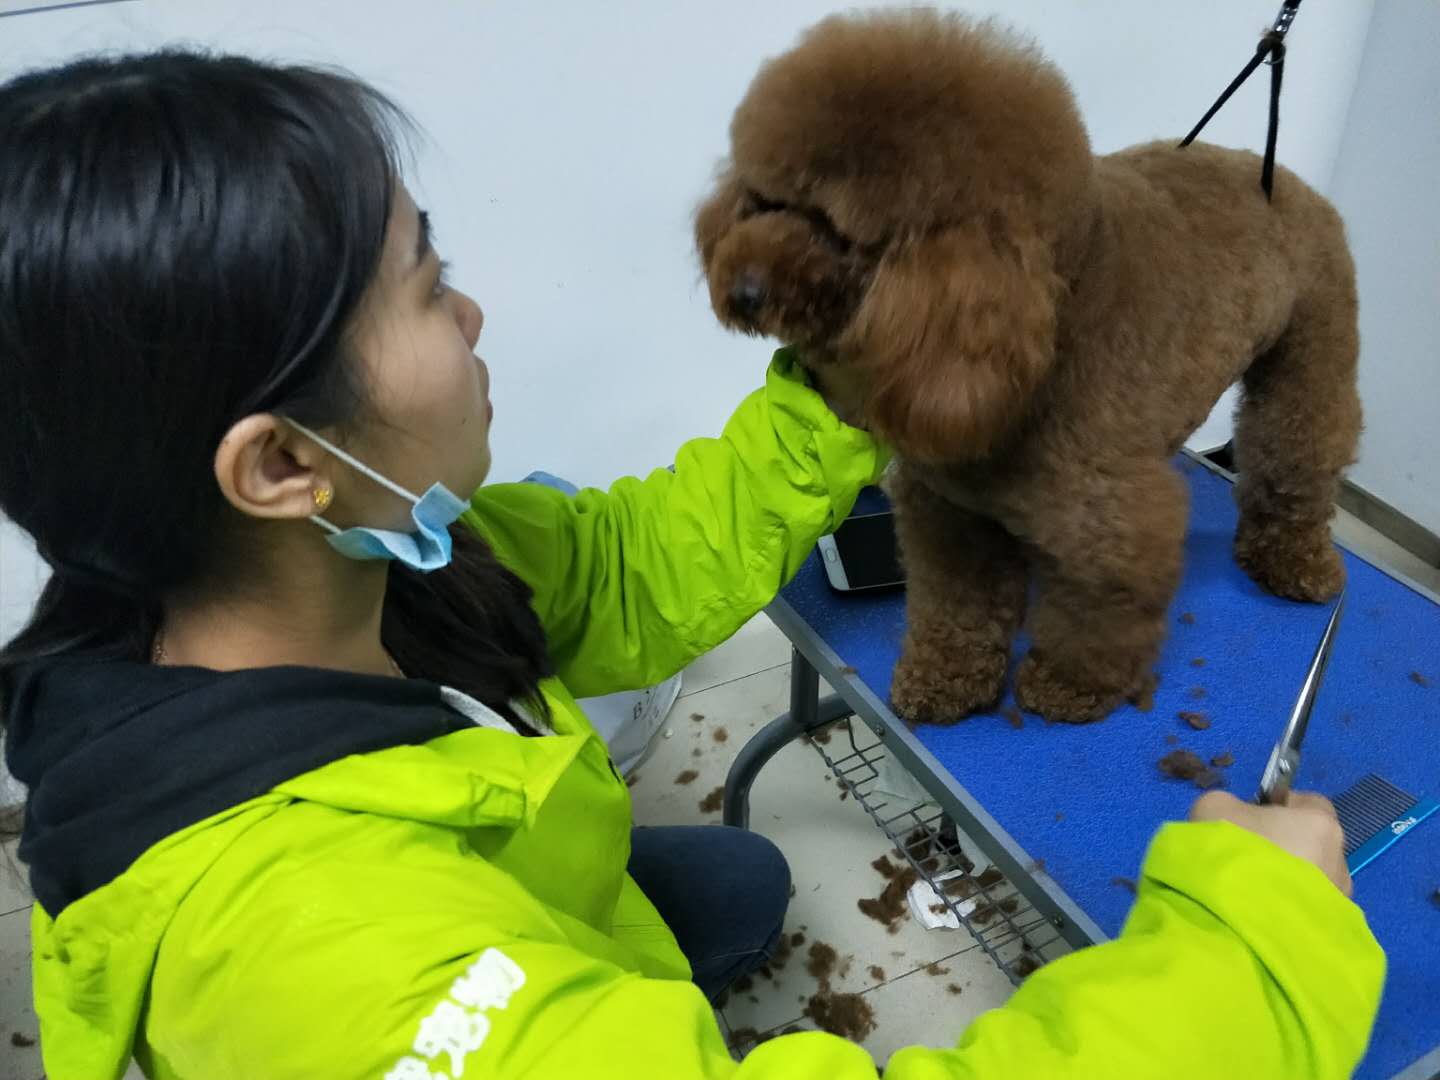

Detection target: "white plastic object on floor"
[907, 869, 979, 930]
[870, 750, 933, 809]
[581, 673, 683, 776]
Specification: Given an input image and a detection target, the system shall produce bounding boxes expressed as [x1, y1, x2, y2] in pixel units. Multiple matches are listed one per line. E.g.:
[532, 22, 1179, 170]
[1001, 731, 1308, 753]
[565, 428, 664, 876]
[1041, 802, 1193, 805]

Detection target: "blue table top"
[779, 459, 1439, 1079]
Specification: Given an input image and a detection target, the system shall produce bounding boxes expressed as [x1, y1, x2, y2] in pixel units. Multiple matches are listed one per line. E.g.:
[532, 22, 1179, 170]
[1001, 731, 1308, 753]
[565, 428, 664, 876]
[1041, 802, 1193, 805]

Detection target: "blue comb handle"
[1346, 796, 1439, 876]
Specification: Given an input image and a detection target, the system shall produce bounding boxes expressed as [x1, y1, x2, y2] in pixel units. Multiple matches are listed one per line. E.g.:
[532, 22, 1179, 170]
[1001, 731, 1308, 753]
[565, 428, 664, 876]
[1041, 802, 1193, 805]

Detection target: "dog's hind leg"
[889, 465, 1027, 726]
[1012, 458, 1188, 723]
[1232, 282, 1361, 602]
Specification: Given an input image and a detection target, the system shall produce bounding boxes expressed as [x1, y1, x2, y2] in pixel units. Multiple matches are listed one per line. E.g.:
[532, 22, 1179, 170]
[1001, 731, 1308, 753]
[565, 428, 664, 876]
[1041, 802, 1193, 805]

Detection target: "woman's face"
[337, 185, 492, 529]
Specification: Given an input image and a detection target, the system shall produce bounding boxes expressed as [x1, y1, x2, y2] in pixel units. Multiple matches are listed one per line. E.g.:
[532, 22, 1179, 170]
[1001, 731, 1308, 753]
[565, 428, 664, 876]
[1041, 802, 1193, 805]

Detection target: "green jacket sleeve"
[505, 821, 1378, 1080]
[885, 820, 1384, 1080]
[462, 349, 888, 698]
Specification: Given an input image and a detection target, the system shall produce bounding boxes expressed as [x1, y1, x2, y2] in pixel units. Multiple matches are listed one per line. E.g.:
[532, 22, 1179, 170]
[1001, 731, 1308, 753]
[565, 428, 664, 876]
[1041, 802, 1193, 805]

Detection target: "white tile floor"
[1, 508, 1437, 1078]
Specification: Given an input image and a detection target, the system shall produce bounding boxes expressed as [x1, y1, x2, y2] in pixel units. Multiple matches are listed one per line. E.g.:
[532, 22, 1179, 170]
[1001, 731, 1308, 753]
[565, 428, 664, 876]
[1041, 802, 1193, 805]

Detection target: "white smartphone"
[817, 511, 905, 593]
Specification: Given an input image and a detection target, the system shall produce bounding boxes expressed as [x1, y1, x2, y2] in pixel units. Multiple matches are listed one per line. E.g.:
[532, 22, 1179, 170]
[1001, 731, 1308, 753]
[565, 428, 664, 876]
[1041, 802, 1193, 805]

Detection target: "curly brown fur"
[887, 465, 1028, 724]
[697, 12, 1361, 724]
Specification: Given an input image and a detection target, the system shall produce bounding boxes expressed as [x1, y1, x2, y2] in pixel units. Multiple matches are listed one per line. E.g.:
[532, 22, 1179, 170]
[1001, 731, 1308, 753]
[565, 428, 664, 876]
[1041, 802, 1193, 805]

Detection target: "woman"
[0, 52, 1381, 1080]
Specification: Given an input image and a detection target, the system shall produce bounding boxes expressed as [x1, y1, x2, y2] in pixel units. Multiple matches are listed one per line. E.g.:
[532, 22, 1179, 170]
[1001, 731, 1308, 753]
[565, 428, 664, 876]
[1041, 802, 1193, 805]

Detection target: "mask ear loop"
[283, 418, 421, 534]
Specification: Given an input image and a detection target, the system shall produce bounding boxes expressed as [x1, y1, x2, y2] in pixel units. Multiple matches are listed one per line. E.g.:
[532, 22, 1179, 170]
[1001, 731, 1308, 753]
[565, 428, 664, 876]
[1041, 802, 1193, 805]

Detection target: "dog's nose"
[729, 273, 767, 319]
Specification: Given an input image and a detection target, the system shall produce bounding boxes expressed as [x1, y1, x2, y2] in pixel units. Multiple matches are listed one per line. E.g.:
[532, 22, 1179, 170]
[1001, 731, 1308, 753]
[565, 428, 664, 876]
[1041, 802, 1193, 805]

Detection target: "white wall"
[1325, 0, 1440, 537]
[0, 0, 1383, 643]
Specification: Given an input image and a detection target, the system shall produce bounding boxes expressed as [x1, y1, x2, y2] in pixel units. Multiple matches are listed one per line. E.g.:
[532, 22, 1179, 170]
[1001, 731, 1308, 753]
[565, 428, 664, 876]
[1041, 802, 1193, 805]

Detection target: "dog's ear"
[843, 216, 1060, 462]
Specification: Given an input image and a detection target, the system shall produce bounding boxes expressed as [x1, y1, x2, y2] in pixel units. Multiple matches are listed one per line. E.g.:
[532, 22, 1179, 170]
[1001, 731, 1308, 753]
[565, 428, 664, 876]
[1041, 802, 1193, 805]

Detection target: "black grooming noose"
[1179, 0, 1302, 201]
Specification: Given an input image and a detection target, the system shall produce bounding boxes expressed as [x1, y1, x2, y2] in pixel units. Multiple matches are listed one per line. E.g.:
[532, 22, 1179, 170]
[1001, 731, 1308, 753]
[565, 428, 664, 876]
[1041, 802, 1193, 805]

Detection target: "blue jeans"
[628, 826, 791, 1002]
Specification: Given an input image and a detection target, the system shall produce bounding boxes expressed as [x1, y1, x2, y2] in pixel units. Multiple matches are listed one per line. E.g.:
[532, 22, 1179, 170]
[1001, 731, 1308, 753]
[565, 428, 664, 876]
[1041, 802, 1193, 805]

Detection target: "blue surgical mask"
[285, 419, 468, 573]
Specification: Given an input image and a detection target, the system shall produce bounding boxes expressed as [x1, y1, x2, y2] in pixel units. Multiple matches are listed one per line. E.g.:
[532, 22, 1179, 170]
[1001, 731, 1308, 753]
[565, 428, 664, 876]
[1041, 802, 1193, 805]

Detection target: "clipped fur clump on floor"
[799, 940, 876, 1042]
[858, 865, 917, 935]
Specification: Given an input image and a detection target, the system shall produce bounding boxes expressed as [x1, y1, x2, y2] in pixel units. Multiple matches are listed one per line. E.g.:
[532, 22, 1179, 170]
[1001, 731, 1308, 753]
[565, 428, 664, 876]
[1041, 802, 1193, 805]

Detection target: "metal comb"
[1332, 773, 1439, 876]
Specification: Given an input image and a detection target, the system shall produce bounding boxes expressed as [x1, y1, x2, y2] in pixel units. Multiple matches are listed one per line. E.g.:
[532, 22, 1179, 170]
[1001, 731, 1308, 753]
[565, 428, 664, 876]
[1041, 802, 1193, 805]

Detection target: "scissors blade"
[1286, 590, 1345, 752]
[1257, 590, 1345, 803]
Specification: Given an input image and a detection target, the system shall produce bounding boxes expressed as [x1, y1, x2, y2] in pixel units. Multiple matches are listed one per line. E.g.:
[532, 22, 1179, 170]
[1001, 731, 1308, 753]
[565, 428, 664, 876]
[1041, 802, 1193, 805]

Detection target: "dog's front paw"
[1234, 521, 1345, 602]
[889, 640, 1007, 726]
[1013, 653, 1128, 724]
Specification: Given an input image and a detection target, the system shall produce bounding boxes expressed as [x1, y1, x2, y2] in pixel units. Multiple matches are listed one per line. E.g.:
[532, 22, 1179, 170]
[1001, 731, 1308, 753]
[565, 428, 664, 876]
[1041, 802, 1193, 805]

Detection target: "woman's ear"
[842, 216, 1060, 462]
[214, 414, 331, 521]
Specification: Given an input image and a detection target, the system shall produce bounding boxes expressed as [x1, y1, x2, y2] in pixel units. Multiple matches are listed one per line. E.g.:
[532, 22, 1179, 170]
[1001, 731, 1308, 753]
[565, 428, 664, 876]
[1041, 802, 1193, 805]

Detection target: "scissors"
[1256, 590, 1345, 805]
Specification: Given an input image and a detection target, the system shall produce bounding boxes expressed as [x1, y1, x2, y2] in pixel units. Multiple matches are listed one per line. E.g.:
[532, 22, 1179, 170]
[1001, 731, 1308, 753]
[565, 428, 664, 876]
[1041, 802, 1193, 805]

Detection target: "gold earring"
[313, 487, 333, 512]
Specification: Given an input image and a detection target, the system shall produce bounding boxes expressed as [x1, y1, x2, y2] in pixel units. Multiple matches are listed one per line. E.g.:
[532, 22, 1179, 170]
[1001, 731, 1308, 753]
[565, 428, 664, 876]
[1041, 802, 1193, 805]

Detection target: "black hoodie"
[5, 658, 474, 916]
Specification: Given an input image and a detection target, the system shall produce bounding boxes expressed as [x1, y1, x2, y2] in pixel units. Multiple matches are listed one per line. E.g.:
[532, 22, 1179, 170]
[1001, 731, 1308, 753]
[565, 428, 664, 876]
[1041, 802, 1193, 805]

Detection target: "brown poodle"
[696, 11, 1361, 724]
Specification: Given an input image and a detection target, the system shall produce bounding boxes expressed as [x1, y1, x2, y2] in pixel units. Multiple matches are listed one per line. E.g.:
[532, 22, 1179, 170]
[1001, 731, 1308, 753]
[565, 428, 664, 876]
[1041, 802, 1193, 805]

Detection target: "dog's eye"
[743, 189, 855, 254]
[746, 189, 789, 216]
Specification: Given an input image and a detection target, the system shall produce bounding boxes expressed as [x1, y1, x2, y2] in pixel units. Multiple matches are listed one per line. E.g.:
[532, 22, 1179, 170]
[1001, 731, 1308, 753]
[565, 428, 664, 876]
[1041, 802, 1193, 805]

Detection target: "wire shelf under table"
[807, 714, 1072, 985]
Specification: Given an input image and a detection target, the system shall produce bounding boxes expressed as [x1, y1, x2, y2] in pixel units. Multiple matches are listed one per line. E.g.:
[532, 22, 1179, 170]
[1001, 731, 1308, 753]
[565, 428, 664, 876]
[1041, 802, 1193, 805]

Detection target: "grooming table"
[724, 455, 1439, 1080]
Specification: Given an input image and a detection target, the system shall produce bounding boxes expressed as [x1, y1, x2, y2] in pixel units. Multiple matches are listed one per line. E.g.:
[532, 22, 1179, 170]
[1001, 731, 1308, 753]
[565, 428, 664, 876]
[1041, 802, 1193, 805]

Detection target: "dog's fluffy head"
[696, 11, 1093, 461]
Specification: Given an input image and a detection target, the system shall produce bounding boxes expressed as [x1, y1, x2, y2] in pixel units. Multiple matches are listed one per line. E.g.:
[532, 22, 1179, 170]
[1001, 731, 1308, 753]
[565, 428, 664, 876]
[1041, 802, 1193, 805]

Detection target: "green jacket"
[28, 352, 1382, 1079]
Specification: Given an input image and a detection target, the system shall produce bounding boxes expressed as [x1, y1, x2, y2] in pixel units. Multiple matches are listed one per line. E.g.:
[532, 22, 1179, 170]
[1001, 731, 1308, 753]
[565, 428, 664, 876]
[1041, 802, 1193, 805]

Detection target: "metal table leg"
[722, 648, 854, 829]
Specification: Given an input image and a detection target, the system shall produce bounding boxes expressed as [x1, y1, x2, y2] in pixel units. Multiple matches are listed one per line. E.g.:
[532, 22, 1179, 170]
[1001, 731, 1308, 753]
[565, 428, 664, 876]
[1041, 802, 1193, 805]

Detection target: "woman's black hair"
[0, 50, 551, 723]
